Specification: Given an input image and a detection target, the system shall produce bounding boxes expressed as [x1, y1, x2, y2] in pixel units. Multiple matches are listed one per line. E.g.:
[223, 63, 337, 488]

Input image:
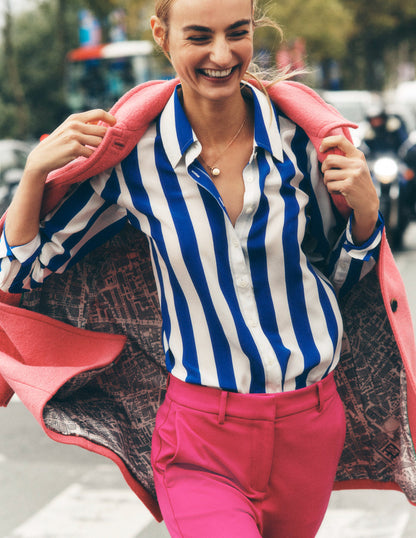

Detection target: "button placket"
[240, 162, 259, 222]
[226, 162, 283, 390]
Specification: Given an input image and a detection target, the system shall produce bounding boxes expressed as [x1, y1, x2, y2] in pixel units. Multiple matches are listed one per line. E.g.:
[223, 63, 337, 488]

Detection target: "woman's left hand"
[320, 135, 380, 244]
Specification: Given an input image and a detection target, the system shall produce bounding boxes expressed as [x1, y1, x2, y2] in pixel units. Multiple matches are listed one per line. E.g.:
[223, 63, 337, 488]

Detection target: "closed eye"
[187, 35, 211, 43]
[187, 29, 249, 44]
[229, 30, 249, 39]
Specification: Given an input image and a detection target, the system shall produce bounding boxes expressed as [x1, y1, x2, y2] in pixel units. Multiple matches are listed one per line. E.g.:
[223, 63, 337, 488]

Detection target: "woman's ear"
[150, 16, 169, 53]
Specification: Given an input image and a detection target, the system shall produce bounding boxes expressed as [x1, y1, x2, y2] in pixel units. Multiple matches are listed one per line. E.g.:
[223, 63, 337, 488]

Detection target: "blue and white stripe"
[0, 83, 383, 393]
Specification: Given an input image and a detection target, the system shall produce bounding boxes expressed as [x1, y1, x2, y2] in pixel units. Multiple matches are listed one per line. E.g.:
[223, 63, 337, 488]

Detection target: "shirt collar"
[247, 81, 284, 162]
[159, 86, 198, 170]
[159, 82, 284, 170]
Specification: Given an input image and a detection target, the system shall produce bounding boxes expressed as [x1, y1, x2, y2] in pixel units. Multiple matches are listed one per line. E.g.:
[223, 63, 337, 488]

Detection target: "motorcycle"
[367, 152, 415, 249]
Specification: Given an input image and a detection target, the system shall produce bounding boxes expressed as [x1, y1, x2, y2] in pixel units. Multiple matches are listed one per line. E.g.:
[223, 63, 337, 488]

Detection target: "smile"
[199, 67, 235, 78]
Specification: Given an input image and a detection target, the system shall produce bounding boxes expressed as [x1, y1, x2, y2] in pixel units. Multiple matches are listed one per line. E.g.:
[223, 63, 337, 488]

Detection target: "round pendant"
[211, 167, 221, 177]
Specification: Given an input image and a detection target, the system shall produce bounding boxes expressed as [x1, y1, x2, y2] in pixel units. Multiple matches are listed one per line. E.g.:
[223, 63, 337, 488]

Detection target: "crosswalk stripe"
[317, 508, 409, 538]
[7, 482, 154, 538]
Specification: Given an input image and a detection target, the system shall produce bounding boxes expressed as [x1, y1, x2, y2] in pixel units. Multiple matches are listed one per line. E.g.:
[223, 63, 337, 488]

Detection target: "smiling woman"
[151, 0, 254, 104]
[153, 0, 283, 80]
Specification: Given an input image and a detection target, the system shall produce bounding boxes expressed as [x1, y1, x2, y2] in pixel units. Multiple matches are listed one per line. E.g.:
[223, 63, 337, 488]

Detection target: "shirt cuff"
[344, 212, 384, 261]
[0, 227, 41, 263]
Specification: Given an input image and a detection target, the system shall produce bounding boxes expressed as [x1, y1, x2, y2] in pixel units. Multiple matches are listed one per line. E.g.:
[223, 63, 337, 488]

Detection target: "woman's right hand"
[26, 109, 117, 179]
[4, 109, 116, 247]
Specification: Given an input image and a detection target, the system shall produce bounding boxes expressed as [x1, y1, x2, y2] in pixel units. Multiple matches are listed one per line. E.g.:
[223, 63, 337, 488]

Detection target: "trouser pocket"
[152, 398, 275, 497]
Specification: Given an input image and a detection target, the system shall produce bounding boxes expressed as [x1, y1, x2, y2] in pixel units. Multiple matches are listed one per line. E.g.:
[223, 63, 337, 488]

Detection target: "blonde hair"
[153, 0, 291, 88]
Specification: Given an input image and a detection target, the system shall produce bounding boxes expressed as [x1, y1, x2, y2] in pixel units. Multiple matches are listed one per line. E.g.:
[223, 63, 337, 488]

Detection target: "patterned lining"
[21, 224, 416, 503]
[337, 274, 416, 497]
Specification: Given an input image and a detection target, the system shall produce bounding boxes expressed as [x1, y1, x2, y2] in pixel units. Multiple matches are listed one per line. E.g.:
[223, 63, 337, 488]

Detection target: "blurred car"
[320, 90, 383, 146]
[0, 139, 32, 215]
[390, 81, 416, 116]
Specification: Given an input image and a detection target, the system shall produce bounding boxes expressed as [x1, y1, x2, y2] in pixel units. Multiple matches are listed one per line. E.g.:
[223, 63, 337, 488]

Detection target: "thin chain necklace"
[199, 117, 246, 177]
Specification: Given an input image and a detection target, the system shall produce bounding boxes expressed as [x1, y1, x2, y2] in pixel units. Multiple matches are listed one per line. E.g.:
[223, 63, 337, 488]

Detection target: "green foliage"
[0, 0, 80, 138]
[337, 0, 416, 88]
[264, 0, 354, 60]
[0, 99, 21, 140]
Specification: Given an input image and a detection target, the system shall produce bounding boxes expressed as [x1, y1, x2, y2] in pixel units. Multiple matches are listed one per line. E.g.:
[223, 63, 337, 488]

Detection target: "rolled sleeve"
[328, 212, 384, 297]
[0, 227, 42, 263]
[343, 212, 384, 261]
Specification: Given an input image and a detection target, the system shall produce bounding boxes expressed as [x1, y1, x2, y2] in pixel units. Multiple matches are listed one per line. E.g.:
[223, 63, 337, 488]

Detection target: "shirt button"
[266, 355, 274, 367]
[245, 206, 254, 215]
[246, 175, 254, 183]
[232, 239, 240, 247]
[249, 319, 258, 328]
[237, 278, 249, 288]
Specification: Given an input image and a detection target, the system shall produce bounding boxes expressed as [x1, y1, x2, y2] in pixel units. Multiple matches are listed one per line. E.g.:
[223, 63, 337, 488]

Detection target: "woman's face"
[152, 0, 254, 106]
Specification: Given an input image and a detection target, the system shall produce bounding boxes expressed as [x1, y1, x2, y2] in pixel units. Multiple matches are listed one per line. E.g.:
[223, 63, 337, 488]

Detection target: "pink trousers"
[151, 373, 346, 538]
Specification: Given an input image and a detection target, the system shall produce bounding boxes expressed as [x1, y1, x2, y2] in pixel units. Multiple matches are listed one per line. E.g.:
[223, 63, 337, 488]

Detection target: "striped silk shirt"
[0, 83, 383, 393]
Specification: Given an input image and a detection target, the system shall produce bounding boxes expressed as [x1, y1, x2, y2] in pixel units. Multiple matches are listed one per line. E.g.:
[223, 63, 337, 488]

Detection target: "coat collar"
[0, 77, 356, 233]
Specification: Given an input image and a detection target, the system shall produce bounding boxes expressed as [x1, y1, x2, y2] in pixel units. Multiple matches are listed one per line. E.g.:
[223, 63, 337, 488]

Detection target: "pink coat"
[1, 78, 416, 521]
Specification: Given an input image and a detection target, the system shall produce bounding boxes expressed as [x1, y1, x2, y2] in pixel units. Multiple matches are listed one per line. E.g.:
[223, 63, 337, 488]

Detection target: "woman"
[0, 0, 405, 537]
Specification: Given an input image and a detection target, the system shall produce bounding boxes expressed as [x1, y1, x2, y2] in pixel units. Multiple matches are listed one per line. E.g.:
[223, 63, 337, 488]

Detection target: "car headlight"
[373, 157, 399, 184]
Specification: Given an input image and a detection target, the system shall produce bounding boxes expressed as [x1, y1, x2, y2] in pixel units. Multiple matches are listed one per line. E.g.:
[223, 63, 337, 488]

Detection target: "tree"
[0, 0, 83, 138]
[257, 0, 416, 90]
[0, 0, 29, 138]
[266, 0, 354, 61]
[341, 0, 416, 89]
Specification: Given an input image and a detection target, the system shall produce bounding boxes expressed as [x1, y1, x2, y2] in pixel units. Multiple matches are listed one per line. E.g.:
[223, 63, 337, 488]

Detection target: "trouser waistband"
[166, 372, 338, 423]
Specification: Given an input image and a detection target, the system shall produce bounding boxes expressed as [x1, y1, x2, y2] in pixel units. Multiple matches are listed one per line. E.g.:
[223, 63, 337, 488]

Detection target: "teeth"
[202, 68, 233, 78]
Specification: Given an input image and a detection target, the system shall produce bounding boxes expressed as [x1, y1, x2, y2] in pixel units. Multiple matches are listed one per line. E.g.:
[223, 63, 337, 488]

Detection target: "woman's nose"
[210, 37, 232, 65]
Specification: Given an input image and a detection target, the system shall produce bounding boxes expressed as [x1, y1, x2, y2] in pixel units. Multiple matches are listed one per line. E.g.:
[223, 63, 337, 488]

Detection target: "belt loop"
[218, 391, 228, 424]
[317, 381, 324, 413]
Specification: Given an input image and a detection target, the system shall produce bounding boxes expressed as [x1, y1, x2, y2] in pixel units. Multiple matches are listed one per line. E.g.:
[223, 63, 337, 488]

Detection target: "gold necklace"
[199, 117, 246, 177]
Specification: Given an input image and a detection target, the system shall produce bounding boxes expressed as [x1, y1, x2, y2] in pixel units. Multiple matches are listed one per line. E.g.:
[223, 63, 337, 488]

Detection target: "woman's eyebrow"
[228, 19, 251, 30]
[182, 19, 251, 33]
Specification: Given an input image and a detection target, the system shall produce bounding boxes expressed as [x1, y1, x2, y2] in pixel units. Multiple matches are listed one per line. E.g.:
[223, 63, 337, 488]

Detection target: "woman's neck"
[180, 88, 251, 150]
